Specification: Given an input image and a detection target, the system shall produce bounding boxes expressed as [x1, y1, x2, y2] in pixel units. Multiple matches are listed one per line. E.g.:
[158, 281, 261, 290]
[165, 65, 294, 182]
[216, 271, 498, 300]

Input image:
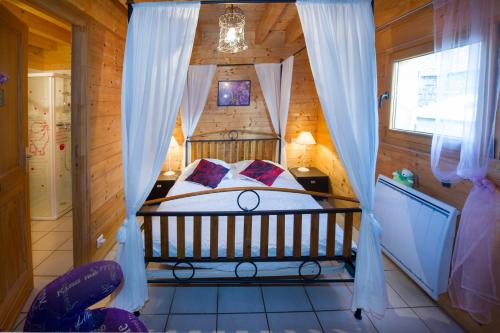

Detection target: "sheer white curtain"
[255, 56, 294, 166]
[430, 0, 499, 323]
[431, 0, 498, 182]
[114, 1, 200, 311]
[279, 56, 294, 167]
[181, 64, 216, 167]
[297, 0, 387, 316]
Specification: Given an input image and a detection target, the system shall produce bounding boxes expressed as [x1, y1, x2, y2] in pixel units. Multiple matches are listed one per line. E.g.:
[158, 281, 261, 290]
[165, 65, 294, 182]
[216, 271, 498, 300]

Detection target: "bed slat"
[326, 213, 336, 257]
[243, 215, 252, 258]
[160, 216, 169, 259]
[260, 215, 269, 258]
[210, 216, 218, 259]
[277, 214, 285, 258]
[310, 213, 319, 257]
[177, 216, 185, 259]
[293, 214, 302, 258]
[193, 216, 202, 259]
[343, 212, 353, 259]
[144, 216, 153, 258]
[227, 215, 236, 258]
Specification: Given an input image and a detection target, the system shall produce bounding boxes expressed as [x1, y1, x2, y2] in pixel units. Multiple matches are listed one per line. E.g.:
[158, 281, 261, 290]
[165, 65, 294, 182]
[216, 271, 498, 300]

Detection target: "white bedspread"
[149, 161, 350, 265]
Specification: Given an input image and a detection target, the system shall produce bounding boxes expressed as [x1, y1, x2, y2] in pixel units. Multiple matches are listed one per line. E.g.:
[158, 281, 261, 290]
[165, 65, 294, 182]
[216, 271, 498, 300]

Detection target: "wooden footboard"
[137, 206, 361, 284]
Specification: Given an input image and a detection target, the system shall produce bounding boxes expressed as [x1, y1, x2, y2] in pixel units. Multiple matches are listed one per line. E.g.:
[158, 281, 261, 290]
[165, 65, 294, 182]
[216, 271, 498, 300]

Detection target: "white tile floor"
[12, 212, 465, 333]
[12, 211, 74, 331]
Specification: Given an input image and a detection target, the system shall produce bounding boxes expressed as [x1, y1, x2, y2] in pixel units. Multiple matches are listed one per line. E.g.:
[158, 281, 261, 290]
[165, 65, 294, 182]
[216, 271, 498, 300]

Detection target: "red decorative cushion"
[185, 158, 230, 188]
[240, 160, 284, 186]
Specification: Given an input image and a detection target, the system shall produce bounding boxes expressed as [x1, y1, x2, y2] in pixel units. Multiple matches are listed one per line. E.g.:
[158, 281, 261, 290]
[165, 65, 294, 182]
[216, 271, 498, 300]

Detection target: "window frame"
[380, 39, 436, 152]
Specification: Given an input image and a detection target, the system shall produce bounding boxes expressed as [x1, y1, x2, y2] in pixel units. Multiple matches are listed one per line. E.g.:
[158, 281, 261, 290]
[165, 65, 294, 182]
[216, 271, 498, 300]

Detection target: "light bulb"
[225, 27, 237, 42]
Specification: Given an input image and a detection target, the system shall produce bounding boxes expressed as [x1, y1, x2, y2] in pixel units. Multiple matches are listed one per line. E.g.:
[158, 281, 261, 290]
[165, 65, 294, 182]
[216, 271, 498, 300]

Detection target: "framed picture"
[217, 80, 251, 106]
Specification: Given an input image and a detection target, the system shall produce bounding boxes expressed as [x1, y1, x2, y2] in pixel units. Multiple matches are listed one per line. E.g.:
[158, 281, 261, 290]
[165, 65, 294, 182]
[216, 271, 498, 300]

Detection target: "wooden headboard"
[185, 130, 281, 166]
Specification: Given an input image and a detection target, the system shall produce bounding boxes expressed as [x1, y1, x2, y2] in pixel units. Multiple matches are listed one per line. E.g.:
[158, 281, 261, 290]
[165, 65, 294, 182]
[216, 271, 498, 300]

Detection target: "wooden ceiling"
[3, 0, 72, 69]
[132, 1, 306, 64]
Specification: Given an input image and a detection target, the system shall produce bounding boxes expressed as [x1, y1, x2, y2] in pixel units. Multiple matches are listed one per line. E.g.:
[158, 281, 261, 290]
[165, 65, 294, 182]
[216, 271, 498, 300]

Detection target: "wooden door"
[0, 4, 33, 330]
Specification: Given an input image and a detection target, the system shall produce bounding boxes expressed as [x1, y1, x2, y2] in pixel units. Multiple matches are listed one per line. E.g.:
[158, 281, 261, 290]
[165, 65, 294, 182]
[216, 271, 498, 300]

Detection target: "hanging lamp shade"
[217, 6, 248, 53]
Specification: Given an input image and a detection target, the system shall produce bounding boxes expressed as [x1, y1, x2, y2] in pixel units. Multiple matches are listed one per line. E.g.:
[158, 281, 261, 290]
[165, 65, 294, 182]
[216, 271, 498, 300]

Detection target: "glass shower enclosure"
[28, 73, 72, 220]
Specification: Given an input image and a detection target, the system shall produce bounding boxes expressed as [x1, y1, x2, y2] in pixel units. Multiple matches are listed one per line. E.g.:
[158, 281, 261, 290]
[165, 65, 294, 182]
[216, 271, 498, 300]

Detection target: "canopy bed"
[115, 0, 386, 321]
[138, 133, 361, 289]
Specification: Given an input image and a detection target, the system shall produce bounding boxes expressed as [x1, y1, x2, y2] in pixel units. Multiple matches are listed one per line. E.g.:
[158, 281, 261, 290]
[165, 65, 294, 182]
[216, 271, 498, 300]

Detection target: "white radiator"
[374, 175, 458, 300]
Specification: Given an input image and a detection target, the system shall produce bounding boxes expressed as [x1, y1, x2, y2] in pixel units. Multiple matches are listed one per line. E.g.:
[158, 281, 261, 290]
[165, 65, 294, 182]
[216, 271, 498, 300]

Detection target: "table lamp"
[164, 137, 179, 176]
[295, 131, 316, 172]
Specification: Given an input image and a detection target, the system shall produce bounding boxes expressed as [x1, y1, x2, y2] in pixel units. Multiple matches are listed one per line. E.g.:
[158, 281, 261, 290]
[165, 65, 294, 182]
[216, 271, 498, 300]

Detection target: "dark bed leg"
[354, 308, 362, 320]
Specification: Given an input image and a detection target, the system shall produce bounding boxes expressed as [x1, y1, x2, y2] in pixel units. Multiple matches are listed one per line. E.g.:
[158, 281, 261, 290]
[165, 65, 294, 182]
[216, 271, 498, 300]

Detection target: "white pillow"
[181, 158, 233, 181]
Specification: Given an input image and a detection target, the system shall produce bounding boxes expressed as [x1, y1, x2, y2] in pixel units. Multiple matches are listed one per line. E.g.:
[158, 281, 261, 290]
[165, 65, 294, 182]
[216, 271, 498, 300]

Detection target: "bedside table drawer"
[147, 181, 175, 201]
[298, 177, 329, 194]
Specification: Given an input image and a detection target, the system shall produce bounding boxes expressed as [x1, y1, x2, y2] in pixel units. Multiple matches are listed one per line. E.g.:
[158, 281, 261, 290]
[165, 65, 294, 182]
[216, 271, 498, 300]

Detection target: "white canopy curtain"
[254, 56, 294, 166]
[430, 0, 499, 323]
[296, 0, 387, 317]
[114, 1, 200, 311]
[181, 64, 217, 167]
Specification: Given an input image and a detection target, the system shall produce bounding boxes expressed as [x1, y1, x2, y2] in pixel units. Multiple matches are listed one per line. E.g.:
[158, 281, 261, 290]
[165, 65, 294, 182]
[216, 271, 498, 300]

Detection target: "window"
[390, 44, 476, 137]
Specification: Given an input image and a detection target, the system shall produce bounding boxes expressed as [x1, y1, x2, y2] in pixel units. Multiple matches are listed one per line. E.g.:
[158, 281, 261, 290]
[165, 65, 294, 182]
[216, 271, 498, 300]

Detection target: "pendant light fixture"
[217, 5, 248, 53]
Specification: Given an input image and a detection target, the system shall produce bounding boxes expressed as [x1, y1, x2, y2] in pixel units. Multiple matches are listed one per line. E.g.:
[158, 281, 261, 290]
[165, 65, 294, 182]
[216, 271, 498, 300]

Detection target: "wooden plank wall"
[86, 2, 127, 262]
[194, 65, 274, 138]
[374, 1, 500, 332]
[165, 42, 319, 171]
[64, 0, 128, 263]
[286, 51, 320, 168]
[314, 112, 356, 199]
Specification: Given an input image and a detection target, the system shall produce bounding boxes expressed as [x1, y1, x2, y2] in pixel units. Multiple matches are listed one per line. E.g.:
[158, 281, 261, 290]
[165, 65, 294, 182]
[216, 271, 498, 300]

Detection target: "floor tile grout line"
[259, 285, 272, 333]
[162, 286, 177, 331]
[302, 285, 325, 333]
[32, 249, 55, 270]
[408, 307, 437, 333]
[215, 285, 219, 331]
[384, 279, 411, 308]
[363, 310, 380, 333]
[31, 232, 73, 250]
[32, 250, 74, 276]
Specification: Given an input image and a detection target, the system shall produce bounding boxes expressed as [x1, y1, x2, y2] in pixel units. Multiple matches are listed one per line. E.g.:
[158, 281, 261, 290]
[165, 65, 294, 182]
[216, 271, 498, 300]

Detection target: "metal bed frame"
[184, 130, 281, 167]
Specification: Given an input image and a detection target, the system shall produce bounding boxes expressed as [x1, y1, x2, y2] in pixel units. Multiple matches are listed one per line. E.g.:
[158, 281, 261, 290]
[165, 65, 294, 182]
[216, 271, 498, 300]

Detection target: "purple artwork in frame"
[217, 80, 251, 106]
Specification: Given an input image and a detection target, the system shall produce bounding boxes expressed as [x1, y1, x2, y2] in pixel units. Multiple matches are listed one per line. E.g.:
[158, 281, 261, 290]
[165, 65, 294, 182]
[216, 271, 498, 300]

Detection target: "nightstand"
[146, 172, 179, 202]
[289, 167, 329, 200]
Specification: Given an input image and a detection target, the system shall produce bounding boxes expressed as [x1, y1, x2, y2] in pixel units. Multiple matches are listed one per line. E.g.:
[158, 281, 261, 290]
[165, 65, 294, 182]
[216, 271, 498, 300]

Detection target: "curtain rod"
[127, 1, 374, 21]
[128, 0, 373, 7]
[200, 0, 296, 3]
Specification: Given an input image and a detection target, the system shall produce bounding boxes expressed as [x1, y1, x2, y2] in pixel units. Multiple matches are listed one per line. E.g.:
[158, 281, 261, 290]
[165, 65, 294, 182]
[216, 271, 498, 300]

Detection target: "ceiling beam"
[285, 14, 302, 44]
[3, 1, 71, 44]
[255, 3, 287, 44]
[5, 0, 71, 30]
[194, 24, 202, 46]
[28, 32, 58, 50]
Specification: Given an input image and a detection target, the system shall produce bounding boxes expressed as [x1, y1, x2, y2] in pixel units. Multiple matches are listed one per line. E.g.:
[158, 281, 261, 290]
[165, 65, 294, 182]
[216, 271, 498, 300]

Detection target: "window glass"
[390, 44, 474, 137]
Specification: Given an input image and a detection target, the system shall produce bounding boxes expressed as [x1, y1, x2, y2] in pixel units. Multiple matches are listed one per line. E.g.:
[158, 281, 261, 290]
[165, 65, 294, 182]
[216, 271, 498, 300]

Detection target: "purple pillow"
[240, 160, 284, 186]
[185, 158, 230, 188]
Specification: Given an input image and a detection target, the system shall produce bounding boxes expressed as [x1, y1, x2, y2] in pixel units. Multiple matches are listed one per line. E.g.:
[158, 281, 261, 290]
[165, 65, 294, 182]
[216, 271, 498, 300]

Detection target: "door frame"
[26, 0, 92, 266]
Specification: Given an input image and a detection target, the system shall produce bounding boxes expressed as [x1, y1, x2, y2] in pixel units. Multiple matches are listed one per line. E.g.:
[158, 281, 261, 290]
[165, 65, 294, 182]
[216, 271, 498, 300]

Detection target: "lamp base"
[163, 170, 176, 176]
[297, 167, 310, 173]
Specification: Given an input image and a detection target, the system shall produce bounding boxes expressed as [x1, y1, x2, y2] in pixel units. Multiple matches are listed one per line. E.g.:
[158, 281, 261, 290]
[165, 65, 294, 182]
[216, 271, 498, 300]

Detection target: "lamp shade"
[169, 136, 179, 148]
[295, 131, 316, 145]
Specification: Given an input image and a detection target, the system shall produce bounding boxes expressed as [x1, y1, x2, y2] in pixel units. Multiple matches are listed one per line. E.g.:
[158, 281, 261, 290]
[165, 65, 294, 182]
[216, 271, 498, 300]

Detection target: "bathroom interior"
[28, 72, 72, 220]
